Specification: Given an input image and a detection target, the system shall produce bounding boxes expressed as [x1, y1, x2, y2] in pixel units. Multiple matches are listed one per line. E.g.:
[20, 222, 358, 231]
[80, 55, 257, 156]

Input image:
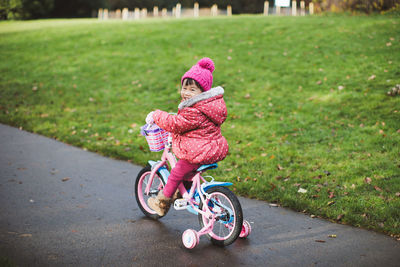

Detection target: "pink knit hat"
[181, 58, 215, 92]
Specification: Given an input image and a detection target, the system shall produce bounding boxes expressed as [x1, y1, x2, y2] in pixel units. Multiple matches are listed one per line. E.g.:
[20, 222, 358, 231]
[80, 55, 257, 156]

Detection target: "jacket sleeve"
[153, 109, 203, 134]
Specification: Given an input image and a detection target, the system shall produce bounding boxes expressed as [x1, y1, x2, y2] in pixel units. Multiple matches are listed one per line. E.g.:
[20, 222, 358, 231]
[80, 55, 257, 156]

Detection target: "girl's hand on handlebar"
[145, 111, 155, 125]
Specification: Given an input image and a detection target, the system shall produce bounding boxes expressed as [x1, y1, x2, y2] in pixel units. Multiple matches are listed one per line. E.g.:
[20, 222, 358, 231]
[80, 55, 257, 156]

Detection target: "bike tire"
[198, 186, 243, 246]
[135, 165, 166, 220]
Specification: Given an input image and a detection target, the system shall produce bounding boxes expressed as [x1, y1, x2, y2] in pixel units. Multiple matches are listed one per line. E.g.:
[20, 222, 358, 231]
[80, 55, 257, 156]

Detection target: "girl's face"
[181, 80, 202, 101]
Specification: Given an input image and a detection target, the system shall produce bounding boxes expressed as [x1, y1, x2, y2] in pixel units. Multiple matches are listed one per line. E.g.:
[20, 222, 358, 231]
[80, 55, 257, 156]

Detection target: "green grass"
[1, 15, 399, 236]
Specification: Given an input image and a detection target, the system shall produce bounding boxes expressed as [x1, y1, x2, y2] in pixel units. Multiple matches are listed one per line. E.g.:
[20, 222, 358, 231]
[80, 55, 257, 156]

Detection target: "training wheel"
[239, 220, 251, 238]
[182, 229, 199, 249]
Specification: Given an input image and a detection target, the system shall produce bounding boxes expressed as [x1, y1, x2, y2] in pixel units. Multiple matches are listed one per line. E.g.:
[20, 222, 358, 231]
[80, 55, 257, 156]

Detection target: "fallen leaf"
[328, 234, 337, 238]
[365, 177, 372, 184]
[327, 201, 335, 206]
[270, 155, 275, 159]
[336, 214, 344, 221]
[374, 186, 383, 192]
[310, 214, 316, 218]
[269, 203, 279, 207]
[328, 191, 335, 199]
[338, 85, 344, 90]
[269, 182, 276, 191]
[277, 164, 284, 170]
[368, 75, 376, 80]
[62, 177, 70, 182]
[386, 42, 392, 46]
[20, 234, 32, 238]
[315, 240, 326, 243]
[298, 188, 307, 193]
[396, 192, 400, 197]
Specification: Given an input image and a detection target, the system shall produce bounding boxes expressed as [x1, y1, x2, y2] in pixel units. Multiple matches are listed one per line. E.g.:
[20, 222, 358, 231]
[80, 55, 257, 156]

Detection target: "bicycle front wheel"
[135, 165, 166, 220]
[198, 186, 243, 246]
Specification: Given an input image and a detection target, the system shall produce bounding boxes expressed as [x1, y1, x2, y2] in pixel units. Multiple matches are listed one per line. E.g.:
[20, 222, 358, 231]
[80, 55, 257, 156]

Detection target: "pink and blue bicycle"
[135, 124, 251, 249]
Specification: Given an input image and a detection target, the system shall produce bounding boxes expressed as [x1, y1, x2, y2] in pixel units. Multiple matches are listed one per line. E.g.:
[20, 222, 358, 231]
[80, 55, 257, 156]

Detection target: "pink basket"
[140, 124, 169, 152]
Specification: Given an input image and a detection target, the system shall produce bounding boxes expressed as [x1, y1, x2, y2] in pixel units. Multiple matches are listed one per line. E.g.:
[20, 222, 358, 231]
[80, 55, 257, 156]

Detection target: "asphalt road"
[0, 123, 399, 267]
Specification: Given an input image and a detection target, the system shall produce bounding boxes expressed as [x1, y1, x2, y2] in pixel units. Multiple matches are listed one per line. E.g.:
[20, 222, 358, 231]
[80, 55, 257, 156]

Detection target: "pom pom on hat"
[197, 58, 215, 73]
[181, 57, 215, 91]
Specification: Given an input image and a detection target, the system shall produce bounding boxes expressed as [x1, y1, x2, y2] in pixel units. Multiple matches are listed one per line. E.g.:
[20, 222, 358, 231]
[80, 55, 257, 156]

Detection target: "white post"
[134, 8, 140, 20]
[141, 8, 147, 18]
[176, 3, 181, 18]
[98, 8, 103, 19]
[300, 1, 305, 16]
[292, 1, 297, 16]
[162, 8, 167, 17]
[194, 2, 199, 17]
[276, 6, 281, 15]
[264, 1, 269, 16]
[172, 7, 176, 17]
[211, 4, 218, 16]
[103, 9, 108, 20]
[309, 2, 314, 15]
[227, 5, 232, 16]
[153, 6, 158, 17]
[122, 8, 128, 20]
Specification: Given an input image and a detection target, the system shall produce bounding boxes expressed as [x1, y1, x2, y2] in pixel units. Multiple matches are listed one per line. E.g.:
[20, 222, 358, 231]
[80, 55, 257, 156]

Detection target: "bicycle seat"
[197, 163, 218, 172]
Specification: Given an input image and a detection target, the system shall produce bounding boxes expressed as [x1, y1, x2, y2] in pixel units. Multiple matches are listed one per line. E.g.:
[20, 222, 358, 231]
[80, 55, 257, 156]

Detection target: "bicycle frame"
[143, 134, 233, 236]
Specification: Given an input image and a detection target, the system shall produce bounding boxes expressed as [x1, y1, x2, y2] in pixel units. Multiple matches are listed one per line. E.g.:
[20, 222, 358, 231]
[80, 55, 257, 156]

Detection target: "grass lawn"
[0, 14, 399, 236]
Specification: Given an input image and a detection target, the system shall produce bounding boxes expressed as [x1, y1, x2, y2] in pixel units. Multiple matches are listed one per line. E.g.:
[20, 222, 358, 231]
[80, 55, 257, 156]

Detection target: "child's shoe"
[147, 190, 172, 216]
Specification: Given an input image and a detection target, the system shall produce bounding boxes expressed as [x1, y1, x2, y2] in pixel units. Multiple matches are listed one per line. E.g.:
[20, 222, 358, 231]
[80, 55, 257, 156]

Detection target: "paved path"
[0, 123, 399, 267]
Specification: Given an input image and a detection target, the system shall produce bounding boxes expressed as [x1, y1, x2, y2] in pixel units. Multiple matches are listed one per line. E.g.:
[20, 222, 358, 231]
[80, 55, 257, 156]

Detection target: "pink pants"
[163, 159, 201, 198]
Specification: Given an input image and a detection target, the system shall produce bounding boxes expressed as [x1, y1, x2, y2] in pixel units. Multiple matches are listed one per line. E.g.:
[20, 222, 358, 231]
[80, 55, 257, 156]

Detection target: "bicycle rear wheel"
[198, 186, 243, 246]
[135, 165, 166, 220]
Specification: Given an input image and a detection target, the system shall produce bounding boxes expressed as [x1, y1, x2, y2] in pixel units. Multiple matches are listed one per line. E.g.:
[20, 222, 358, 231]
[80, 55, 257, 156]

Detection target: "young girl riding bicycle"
[145, 57, 229, 216]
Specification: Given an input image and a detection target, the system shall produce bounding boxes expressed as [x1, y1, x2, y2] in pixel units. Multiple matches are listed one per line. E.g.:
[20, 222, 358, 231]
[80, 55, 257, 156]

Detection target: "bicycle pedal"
[174, 198, 189, 210]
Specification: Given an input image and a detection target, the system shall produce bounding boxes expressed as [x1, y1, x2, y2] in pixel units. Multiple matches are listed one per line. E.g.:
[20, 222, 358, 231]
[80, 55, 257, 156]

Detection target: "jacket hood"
[178, 86, 226, 125]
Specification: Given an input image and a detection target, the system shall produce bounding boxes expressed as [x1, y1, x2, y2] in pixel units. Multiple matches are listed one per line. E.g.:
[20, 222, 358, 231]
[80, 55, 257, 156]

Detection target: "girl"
[145, 57, 229, 216]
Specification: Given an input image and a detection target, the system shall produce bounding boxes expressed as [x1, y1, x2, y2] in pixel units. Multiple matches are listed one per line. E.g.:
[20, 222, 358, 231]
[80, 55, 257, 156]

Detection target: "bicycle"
[135, 124, 251, 249]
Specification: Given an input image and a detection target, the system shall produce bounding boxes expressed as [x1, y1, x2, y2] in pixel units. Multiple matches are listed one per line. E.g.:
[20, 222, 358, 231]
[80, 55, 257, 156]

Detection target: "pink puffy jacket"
[153, 86, 229, 165]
